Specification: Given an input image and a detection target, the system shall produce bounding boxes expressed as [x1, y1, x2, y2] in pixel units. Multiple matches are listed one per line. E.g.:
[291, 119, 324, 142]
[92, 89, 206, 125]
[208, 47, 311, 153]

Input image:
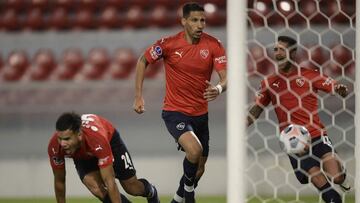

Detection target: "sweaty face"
[182, 11, 206, 40]
[57, 129, 81, 155]
[274, 41, 294, 69]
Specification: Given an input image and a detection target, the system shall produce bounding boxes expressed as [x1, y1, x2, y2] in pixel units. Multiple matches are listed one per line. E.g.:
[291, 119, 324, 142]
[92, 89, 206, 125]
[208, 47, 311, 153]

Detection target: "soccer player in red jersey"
[133, 2, 226, 203]
[247, 36, 351, 203]
[48, 112, 160, 203]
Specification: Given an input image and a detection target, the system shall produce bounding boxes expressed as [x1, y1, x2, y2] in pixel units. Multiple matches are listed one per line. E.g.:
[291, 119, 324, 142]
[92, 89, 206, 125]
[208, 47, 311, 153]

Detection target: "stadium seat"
[288, 14, 307, 28]
[256, 58, 275, 76]
[153, 0, 178, 9]
[267, 13, 286, 27]
[77, 0, 99, 11]
[2, 9, 21, 31]
[103, 0, 129, 10]
[319, 0, 339, 18]
[29, 49, 57, 81]
[275, 0, 296, 17]
[99, 6, 121, 29]
[24, 8, 45, 30]
[298, 0, 317, 18]
[29, 0, 49, 11]
[309, 13, 329, 25]
[108, 48, 137, 79]
[123, 6, 146, 28]
[205, 4, 226, 27]
[74, 9, 96, 30]
[310, 47, 330, 66]
[128, 0, 149, 9]
[331, 45, 353, 66]
[248, 10, 265, 27]
[4, 0, 25, 11]
[253, 0, 273, 16]
[148, 5, 177, 28]
[55, 48, 84, 80]
[81, 48, 110, 80]
[2, 50, 30, 81]
[48, 7, 70, 30]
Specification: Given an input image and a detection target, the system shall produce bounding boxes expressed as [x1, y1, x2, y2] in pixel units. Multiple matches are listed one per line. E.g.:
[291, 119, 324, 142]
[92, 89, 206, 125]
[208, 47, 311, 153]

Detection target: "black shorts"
[74, 130, 136, 181]
[288, 135, 335, 184]
[162, 110, 210, 157]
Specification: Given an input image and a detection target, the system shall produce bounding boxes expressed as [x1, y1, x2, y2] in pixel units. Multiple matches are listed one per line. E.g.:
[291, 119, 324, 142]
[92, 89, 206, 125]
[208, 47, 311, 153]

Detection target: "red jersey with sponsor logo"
[144, 31, 227, 116]
[255, 67, 336, 138]
[48, 114, 115, 170]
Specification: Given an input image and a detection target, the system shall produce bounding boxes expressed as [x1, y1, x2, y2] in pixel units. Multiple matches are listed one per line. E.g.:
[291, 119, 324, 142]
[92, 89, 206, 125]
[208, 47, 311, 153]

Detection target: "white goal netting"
[244, 0, 355, 202]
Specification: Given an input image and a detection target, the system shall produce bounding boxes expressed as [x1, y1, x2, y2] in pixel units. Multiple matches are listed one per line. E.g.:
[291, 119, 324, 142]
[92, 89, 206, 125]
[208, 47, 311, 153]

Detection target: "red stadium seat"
[24, 8, 45, 30]
[256, 58, 275, 76]
[204, 3, 226, 27]
[2, 50, 30, 81]
[128, 0, 149, 9]
[324, 61, 342, 78]
[48, 7, 70, 30]
[248, 10, 265, 28]
[309, 13, 329, 25]
[123, 6, 146, 29]
[56, 48, 84, 80]
[275, 0, 296, 17]
[320, 0, 339, 18]
[53, 0, 74, 10]
[331, 45, 352, 66]
[207, 0, 226, 9]
[109, 48, 137, 79]
[99, 6, 121, 29]
[74, 9, 96, 30]
[103, 0, 129, 10]
[153, 0, 178, 9]
[252, 0, 273, 16]
[298, 0, 317, 18]
[2, 9, 21, 31]
[148, 5, 177, 28]
[4, 0, 26, 11]
[81, 48, 110, 80]
[29, 0, 49, 10]
[79, 0, 98, 10]
[267, 13, 286, 27]
[310, 46, 330, 66]
[29, 49, 57, 81]
[288, 14, 307, 27]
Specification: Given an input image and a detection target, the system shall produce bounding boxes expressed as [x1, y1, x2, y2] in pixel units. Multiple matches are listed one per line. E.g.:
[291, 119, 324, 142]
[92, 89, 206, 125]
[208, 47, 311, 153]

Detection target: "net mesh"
[246, 0, 355, 202]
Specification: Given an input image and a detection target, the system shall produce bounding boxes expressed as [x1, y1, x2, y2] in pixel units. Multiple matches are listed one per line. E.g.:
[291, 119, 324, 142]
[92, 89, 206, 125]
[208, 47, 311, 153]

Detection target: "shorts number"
[121, 152, 134, 170]
[322, 136, 333, 147]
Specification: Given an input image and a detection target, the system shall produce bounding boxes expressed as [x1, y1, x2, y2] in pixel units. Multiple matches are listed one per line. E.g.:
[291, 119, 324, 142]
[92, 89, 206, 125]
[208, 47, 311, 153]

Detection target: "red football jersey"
[48, 114, 115, 170]
[144, 31, 227, 116]
[255, 67, 336, 138]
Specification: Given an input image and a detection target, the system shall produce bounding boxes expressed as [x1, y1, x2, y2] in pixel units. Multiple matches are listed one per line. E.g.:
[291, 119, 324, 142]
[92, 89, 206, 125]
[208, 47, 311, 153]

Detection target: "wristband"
[215, 84, 223, 94]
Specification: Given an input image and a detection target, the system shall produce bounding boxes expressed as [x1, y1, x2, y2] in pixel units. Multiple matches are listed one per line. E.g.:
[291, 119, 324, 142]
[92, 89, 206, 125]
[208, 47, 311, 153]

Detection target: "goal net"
[241, 0, 355, 202]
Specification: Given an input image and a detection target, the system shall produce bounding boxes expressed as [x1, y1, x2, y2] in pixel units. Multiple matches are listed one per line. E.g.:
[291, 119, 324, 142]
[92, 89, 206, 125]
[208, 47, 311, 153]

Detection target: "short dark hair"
[182, 2, 204, 18]
[278, 36, 297, 51]
[56, 112, 81, 132]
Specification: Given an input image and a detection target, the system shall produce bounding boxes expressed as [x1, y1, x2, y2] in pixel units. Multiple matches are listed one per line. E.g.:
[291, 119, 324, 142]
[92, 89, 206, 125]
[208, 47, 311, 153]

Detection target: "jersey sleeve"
[212, 40, 227, 71]
[255, 79, 271, 107]
[48, 135, 65, 170]
[144, 38, 167, 64]
[84, 128, 114, 168]
[311, 71, 336, 93]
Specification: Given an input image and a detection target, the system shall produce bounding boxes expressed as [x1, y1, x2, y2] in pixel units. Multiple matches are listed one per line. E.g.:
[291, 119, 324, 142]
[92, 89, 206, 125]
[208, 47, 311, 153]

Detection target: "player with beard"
[247, 36, 351, 203]
[133, 2, 227, 203]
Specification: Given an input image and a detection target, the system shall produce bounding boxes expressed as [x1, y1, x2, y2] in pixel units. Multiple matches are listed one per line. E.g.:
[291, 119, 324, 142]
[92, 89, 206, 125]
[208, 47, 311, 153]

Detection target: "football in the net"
[278, 124, 311, 154]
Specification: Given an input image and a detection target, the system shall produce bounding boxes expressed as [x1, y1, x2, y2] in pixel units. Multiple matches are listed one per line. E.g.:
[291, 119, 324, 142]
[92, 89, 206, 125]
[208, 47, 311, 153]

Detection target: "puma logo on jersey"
[95, 145, 103, 151]
[272, 82, 280, 88]
[175, 51, 183, 58]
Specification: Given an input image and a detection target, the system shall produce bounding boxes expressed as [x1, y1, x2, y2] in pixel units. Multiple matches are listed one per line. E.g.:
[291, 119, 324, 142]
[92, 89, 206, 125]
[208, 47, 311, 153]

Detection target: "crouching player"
[48, 112, 160, 203]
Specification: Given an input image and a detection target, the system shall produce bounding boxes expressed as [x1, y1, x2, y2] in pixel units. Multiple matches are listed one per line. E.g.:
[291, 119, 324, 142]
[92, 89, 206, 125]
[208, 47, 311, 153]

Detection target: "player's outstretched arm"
[100, 164, 122, 203]
[334, 83, 349, 98]
[133, 54, 149, 114]
[53, 168, 66, 203]
[247, 104, 264, 127]
[203, 69, 227, 101]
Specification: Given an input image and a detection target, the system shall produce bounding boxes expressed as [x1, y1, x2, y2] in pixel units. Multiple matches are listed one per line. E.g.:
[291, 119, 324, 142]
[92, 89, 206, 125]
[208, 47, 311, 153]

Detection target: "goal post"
[226, 0, 247, 202]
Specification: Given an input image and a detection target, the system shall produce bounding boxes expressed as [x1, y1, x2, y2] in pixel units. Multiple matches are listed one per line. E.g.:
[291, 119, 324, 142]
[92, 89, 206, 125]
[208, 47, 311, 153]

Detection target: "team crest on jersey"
[200, 49, 209, 59]
[176, 122, 185, 130]
[296, 78, 305, 87]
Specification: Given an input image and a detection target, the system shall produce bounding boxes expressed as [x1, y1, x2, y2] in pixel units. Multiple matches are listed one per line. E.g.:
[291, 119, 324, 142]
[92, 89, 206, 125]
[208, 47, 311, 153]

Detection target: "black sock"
[103, 194, 132, 203]
[139, 178, 154, 198]
[318, 183, 342, 203]
[183, 157, 198, 187]
[176, 176, 199, 198]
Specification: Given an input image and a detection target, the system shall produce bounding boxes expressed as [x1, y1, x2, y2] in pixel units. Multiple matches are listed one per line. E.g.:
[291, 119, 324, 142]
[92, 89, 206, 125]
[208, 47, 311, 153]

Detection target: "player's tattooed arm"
[334, 83, 348, 98]
[247, 104, 264, 127]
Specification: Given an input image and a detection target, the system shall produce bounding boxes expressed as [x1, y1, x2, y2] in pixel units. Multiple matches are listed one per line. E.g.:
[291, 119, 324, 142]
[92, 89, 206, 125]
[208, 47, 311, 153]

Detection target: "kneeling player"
[48, 112, 160, 203]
